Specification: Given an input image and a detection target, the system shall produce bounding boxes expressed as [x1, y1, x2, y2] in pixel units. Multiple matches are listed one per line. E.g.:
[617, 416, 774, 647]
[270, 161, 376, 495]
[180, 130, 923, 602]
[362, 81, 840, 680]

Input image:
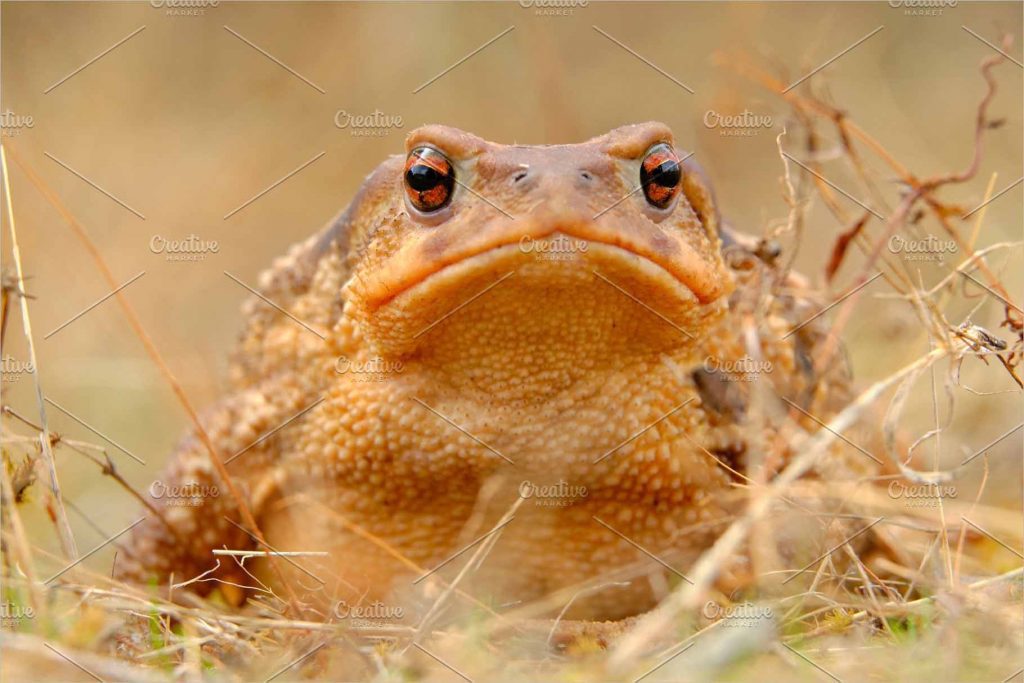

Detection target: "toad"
[118, 123, 858, 620]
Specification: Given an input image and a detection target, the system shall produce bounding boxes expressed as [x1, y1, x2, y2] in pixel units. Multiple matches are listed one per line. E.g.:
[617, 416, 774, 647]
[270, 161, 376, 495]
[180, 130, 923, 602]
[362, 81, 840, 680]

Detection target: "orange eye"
[640, 143, 682, 209]
[405, 147, 454, 213]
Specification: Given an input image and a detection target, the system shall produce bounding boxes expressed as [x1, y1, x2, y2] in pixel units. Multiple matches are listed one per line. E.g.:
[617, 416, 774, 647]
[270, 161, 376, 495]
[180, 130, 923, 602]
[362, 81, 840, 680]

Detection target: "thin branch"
[0, 145, 78, 560]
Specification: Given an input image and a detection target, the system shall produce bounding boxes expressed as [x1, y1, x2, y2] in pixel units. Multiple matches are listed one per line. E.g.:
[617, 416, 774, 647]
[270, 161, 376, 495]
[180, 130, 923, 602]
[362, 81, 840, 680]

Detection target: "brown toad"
[118, 122, 858, 619]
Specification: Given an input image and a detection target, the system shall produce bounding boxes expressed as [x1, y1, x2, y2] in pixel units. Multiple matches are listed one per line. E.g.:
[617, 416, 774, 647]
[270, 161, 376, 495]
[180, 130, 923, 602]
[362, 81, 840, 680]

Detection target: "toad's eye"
[405, 147, 455, 213]
[640, 143, 682, 209]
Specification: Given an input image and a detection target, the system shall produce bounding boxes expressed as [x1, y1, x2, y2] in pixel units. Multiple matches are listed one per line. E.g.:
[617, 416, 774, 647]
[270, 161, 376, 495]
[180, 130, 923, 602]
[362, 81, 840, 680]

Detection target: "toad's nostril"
[513, 171, 529, 183]
[580, 171, 593, 181]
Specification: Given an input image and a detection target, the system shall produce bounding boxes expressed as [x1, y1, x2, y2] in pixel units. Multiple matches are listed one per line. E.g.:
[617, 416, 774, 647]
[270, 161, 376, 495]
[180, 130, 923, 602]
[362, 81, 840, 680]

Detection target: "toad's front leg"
[116, 381, 314, 599]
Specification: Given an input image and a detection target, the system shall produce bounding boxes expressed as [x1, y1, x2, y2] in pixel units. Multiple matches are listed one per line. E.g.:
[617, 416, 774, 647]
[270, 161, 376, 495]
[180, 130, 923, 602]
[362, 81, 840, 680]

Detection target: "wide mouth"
[353, 215, 727, 311]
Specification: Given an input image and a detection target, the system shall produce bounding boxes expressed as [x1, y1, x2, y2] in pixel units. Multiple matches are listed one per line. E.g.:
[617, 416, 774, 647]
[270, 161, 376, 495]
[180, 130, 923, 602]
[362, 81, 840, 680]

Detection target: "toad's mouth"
[353, 214, 728, 312]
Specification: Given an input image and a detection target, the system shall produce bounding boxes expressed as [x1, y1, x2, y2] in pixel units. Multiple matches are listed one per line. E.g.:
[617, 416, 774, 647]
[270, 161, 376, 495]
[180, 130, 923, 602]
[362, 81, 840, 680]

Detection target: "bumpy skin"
[118, 123, 858, 619]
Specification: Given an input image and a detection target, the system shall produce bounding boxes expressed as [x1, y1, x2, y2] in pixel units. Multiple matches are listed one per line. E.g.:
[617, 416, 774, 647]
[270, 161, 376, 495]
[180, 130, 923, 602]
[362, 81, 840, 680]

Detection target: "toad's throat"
[357, 215, 727, 310]
[379, 255, 722, 392]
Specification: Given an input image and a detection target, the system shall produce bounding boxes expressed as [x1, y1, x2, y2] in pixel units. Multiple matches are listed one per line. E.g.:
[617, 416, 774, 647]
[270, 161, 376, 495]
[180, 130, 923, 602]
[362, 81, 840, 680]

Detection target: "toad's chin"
[344, 234, 729, 361]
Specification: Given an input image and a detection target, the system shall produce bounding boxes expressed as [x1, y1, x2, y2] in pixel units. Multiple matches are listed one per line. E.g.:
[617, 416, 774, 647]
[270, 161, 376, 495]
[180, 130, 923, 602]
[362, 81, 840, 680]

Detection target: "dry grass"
[2, 40, 1022, 683]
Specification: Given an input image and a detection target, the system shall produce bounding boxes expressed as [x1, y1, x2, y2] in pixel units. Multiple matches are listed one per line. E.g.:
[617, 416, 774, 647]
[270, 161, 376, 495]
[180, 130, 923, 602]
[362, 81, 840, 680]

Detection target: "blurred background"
[2, 2, 1021, 566]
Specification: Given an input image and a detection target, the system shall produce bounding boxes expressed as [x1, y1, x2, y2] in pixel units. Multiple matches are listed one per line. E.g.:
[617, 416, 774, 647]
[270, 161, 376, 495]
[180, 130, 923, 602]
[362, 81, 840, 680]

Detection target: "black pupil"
[646, 159, 680, 187]
[406, 162, 444, 191]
